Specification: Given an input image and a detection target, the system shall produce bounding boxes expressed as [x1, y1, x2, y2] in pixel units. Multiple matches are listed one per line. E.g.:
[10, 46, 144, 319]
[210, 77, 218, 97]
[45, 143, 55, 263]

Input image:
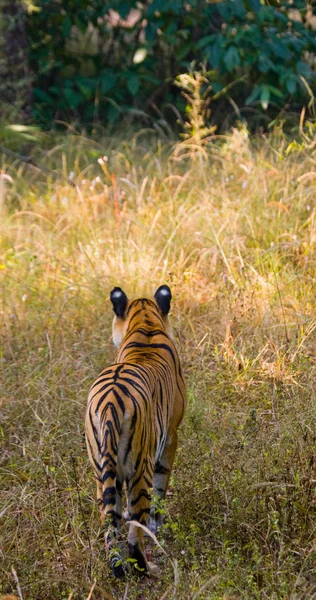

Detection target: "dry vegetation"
[0, 122, 315, 599]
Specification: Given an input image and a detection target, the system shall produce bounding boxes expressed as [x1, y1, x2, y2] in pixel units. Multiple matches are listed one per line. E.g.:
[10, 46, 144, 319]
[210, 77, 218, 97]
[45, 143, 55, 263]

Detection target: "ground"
[0, 125, 315, 599]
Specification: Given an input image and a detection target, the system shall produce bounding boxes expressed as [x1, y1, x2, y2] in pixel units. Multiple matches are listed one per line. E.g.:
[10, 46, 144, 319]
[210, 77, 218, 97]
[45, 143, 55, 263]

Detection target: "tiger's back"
[85, 286, 186, 577]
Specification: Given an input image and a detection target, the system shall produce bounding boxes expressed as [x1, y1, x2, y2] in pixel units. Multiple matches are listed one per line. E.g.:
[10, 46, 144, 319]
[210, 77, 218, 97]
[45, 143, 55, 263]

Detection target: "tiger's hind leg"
[127, 469, 153, 576]
[96, 479, 105, 524]
[149, 432, 178, 534]
[97, 475, 125, 578]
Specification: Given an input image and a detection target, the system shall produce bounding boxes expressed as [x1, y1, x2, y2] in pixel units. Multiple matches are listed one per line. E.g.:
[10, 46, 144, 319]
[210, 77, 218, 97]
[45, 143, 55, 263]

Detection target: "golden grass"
[0, 126, 315, 599]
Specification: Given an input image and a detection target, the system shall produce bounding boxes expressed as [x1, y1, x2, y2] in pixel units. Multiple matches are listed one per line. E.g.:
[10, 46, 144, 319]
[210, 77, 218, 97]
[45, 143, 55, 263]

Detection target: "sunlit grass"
[0, 126, 315, 599]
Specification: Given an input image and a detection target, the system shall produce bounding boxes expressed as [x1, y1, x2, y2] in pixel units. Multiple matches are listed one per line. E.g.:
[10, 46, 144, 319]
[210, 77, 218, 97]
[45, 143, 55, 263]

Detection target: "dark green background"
[4, 1, 316, 128]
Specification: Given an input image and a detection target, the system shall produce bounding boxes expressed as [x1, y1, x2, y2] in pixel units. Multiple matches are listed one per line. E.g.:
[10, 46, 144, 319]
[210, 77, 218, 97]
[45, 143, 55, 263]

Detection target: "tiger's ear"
[110, 287, 128, 318]
[154, 285, 172, 316]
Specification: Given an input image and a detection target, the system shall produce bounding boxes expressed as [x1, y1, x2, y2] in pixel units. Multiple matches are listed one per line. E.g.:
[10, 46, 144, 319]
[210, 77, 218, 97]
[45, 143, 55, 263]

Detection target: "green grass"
[0, 125, 315, 600]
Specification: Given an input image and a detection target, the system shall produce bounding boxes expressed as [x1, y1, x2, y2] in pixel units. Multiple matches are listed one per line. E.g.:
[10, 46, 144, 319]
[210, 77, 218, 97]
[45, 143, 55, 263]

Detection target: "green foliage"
[25, 1, 316, 127]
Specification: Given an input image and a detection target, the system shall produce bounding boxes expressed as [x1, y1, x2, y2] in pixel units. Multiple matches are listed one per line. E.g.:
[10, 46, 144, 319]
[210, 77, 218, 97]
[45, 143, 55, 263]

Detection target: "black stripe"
[100, 401, 121, 435]
[90, 380, 115, 404]
[118, 376, 150, 398]
[105, 509, 121, 522]
[111, 388, 126, 414]
[86, 436, 102, 472]
[115, 381, 149, 407]
[88, 408, 102, 455]
[123, 427, 135, 464]
[113, 364, 124, 381]
[123, 367, 150, 388]
[135, 446, 148, 471]
[129, 471, 152, 493]
[123, 341, 177, 373]
[90, 373, 115, 392]
[103, 451, 117, 467]
[125, 299, 140, 317]
[155, 463, 169, 474]
[101, 469, 116, 483]
[125, 328, 168, 338]
[130, 507, 150, 521]
[131, 489, 152, 506]
[156, 399, 164, 440]
[103, 421, 118, 454]
[103, 487, 116, 505]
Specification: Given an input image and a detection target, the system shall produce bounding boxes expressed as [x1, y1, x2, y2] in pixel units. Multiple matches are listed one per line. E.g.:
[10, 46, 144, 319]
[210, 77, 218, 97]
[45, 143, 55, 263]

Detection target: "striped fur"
[85, 286, 186, 577]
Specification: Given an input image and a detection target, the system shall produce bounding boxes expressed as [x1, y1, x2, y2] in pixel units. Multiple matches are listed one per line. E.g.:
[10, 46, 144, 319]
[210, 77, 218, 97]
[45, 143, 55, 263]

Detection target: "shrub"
[26, 1, 316, 127]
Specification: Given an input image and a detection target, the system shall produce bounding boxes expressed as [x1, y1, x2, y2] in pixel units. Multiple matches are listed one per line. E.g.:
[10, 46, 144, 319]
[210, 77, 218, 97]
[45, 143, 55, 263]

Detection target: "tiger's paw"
[112, 561, 125, 578]
[148, 561, 160, 578]
[145, 550, 160, 578]
[109, 548, 125, 579]
[128, 542, 149, 577]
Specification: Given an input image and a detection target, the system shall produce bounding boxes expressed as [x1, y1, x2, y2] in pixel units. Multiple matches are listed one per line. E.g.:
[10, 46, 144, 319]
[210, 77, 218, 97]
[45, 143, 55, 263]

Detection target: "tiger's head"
[110, 285, 174, 348]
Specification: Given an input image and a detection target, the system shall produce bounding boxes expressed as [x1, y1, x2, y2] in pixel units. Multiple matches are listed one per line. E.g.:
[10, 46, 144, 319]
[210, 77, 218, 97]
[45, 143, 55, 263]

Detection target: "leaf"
[245, 85, 261, 106]
[258, 55, 274, 74]
[286, 76, 297, 95]
[63, 88, 83, 108]
[212, 81, 224, 94]
[224, 46, 240, 72]
[246, 0, 261, 11]
[101, 73, 117, 93]
[33, 88, 53, 104]
[217, 2, 231, 20]
[116, 2, 131, 19]
[3, 124, 41, 141]
[296, 61, 312, 79]
[268, 85, 285, 99]
[140, 74, 161, 85]
[195, 34, 216, 50]
[107, 104, 119, 124]
[127, 73, 140, 96]
[133, 48, 148, 64]
[76, 83, 93, 100]
[62, 15, 72, 38]
[260, 85, 270, 110]
[232, 0, 247, 18]
[177, 42, 192, 61]
[5, 124, 36, 133]
[268, 40, 292, 61]
[207, 43, 223, 69]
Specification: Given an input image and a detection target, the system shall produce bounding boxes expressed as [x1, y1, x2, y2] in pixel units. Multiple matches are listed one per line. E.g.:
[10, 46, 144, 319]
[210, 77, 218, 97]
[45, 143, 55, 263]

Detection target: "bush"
[26, 0, 316, 127]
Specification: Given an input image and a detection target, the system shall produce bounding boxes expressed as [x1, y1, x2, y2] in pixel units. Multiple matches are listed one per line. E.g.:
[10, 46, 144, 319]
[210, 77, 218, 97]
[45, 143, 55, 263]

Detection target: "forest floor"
[0, 125, 315, 599]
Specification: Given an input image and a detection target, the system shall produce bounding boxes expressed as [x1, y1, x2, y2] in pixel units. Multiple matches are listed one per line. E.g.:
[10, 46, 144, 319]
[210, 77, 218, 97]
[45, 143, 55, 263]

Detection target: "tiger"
[85, 285, 186, 577]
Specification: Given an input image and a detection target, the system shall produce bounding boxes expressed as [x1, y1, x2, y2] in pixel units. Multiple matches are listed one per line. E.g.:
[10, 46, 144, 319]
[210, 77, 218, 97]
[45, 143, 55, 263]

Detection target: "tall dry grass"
[0, 124, 315, 599]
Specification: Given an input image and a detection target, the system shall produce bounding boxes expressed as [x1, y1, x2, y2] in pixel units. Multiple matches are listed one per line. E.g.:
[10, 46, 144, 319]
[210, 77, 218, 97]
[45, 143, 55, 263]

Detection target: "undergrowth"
[0, 123, 315, 599]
